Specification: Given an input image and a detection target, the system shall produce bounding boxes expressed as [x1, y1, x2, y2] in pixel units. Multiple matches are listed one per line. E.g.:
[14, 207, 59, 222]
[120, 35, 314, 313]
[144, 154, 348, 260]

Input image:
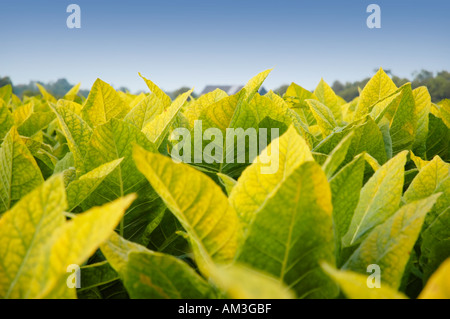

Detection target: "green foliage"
[0, 68, 449, 299]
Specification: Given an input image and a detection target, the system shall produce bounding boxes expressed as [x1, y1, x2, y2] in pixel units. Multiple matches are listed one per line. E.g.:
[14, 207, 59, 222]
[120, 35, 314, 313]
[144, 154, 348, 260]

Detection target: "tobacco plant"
[0, 68, 449, 299]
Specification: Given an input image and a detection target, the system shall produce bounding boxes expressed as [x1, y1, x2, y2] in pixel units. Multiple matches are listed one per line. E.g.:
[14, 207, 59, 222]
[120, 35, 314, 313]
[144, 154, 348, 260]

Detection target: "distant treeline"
[0, 77, 91, 99]
[0, 76, 191, 100]
[275, 69, 450, 103]
[2, 69, 450, 102]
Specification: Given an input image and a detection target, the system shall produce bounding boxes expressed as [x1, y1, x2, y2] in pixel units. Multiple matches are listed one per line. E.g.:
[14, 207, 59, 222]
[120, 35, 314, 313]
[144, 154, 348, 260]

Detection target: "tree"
[0, 76, 12, 88]
[274, 84, 289, 96]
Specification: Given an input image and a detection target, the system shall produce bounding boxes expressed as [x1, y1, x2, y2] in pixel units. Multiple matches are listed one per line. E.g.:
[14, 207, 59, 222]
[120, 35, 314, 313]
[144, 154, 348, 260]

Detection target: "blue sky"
[1, 0, 449, 94]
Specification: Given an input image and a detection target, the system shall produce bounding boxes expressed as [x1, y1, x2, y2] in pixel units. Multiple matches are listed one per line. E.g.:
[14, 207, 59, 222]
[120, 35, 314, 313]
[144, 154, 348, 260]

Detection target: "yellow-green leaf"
[241, 69, 272, 101]
[330, 154, 366, 265]
[81, 78, 129, 127]
[83, 118, 156, 200]
[210, 263, 295, 299]
[217, 173, 236, 196]
[342, 151, 407, 247]
[322, 132, 354, 179]
[37, 194, 136, 298]
[138, 72, 172, 107]
[436, 99, 450, 128]
[419, 258, 450, 299]
[133, 145, 240, 269]
[50, 102, 92, 174]
[66, 158, 123, 211]
[124, 94, 164, 130]
[236, 161, 338, 299]
[354, 68, 397, 120]
[12, 102, 33, 127]
[0, 100, 14, 141]
[412, 87, 431, 156]
[142, 89, 193, 147]
[306, 99, 338, 137]
[184, 88, 228, 127]
[314, 79, 342, 122]
[404, 155, 449, 205]
[322, 263, 407, 299]
[0, 175, 66, 298]
[63, 83, 81, 101]
[0, 127, 44, 214]
[343, 194, 440, 289]
[389, 84, 415, 155]
[36, 83, 57, 103]
[0, 84, 12, 104]
[101, 232, 214, 299]
[229, 126, 313, 229]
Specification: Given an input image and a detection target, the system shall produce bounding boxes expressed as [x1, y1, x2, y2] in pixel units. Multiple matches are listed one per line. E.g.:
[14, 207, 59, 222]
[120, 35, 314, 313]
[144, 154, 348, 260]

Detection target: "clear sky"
[1, 0, 449, 94]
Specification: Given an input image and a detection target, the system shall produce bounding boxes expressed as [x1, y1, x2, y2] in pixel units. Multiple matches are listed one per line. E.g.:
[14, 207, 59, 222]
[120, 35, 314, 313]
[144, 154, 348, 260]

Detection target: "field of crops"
[0, 68, 449, 299]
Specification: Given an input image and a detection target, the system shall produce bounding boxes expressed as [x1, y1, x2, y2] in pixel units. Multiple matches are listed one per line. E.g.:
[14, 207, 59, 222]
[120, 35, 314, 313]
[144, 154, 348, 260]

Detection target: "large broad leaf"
[11, 102, 33, 127]
[210, 263, 295, 299]
[284, 82, 317, 127]
[124, 94, 164, 130]
[329, 155, 366, 266]
[354, 68, 397, 120]
[321, 263, 407, 299]
[322, 132, 354, 179]
[0, 126, 44, 214]
[306, 99, 338, 137]
[0, 176, 66, 298]
[83, 119, 156, 198]
[0, 84, 12, 104]
[50, 101, 92, 174]
[199, 91, 245, 132]
[133, 145, 240, 269]
[426, 114, 450, 162]
[314, 116, 387, 166]
[412, 158, 450, 280]
[389, 84, 415, 155]
[183, 89, 228, 127]
[314, 79, 343, 123]
[240, 69, 272, 102]
[36, 83, 57, 103]
[369, 90, 403, 124]
[404, 155, 449, 222]
[411, 87, 431, 156]
[343, 194, 440, 290]
[142, 89, 193, 147]
[434, 99, 450, 128]
[81, 79, 129, 128]
[66, 158, 123, 211]
[229, 126, 313, 229]
[217, 173, 236, 196]
[138, 72, 172, 108]
[63, 83, 81, 101]
[264, 91, 314, 146]
[36, 194, 136, 298]
[342, 151, 407, 247]
[421, 204, 450, 282]
[82, 119, 160, 241]
[0, 100, 14, 141]
[419, 258, 450, 299]
[101, 232, 214, 299]
[236, 161, 338, 299]
[17, 111, 55, 137]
